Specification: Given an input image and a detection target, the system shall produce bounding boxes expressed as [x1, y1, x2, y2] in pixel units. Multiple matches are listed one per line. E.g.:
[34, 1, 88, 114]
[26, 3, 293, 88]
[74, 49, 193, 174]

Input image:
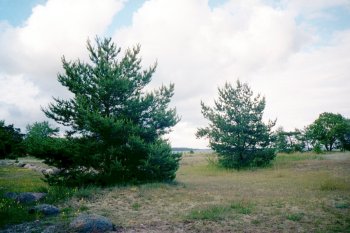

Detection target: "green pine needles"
[41, 37, 181, 186]
[197, 81, 276, 169]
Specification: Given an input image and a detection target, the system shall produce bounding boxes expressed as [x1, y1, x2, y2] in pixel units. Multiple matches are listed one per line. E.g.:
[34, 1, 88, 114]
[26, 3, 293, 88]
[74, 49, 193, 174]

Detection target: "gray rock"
[0, 221, 38, 233]
[16, 192, 47, 203]
[43, 168, 54, 175]
[23, 164, 36, 169]
[42, 225, 57, 233]
[4, 192, 18, 199]
[29, 204, 60, 216]
[16, 162, 26, 167]
[69, 214, 114, 233]
[0, 160, 13, 166]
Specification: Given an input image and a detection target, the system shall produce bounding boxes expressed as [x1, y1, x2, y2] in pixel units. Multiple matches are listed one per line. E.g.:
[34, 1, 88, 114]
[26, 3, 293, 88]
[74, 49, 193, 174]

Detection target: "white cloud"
[0, 0, 349, 148]
[114, 0, 350, 148]
[0, 74, 48, 127]
[0, 0, 124, 128]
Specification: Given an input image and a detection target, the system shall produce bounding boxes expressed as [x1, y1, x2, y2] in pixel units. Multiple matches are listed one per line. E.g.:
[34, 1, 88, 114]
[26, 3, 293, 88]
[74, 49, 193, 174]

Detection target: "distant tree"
[42, 37, 180, 186]
[274, 127, 289, 153]
[0, 121, 24, 159]
[24, 121, 59, 157]
[196, 81, 276, 169]
[274, 127, 305, 153]
[306, 112, 350, 151]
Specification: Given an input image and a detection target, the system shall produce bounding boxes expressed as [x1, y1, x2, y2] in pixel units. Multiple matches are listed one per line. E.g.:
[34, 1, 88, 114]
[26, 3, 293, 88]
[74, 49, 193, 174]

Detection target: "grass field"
[1, 152, 350, 232]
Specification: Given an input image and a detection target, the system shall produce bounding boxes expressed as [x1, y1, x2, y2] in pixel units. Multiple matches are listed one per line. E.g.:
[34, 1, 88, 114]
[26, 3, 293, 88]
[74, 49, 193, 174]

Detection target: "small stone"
[16, 192, 47, 203]
[29, 204, 60, 216]
[69, 214, 114, 233]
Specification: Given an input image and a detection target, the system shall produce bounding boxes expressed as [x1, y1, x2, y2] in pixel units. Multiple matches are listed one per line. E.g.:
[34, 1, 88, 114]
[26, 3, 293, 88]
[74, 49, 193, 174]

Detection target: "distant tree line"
[273, 113, 350, 153]
[1, 37, 350, 186]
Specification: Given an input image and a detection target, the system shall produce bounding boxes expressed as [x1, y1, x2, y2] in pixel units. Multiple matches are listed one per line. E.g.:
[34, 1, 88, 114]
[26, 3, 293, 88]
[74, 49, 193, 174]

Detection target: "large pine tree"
[42, 38, 180, 185]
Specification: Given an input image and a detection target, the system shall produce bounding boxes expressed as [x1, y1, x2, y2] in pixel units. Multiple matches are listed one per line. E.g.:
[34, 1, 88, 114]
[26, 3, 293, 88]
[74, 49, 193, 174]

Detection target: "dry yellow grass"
[64, 152, 350, 232]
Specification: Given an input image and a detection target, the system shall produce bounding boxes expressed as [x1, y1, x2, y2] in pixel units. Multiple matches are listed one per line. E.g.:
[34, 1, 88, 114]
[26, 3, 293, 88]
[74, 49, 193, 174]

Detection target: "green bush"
[0, 120, 25, 159]
[23, 121, 59, 158]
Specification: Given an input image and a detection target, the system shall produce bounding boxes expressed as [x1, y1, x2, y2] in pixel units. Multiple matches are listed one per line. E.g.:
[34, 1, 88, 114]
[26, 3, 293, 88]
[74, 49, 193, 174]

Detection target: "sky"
[0, 0, 350, 148]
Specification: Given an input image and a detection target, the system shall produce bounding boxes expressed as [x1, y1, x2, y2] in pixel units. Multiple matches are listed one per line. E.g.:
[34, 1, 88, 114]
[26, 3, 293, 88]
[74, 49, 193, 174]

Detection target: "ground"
[1, 152, 350, 232]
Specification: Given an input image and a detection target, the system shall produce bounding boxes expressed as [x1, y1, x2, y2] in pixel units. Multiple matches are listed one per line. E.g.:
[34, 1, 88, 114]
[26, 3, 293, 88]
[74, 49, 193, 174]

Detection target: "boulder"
[42, 168, 56, 175]
[16, 192, 47, 203]
[4, 192, 18, 199]
[29, 204, 60, 216]
[69, 214, 114, 233]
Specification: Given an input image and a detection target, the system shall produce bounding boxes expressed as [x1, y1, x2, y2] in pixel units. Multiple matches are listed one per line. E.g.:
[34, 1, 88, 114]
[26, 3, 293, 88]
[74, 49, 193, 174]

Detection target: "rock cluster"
[0, 159, 60, 175]
[22, 163, 60, 175]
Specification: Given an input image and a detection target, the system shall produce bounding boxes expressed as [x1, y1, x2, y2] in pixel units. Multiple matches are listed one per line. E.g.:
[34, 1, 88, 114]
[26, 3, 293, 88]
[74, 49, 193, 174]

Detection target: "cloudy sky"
[0, 0, 349, 148]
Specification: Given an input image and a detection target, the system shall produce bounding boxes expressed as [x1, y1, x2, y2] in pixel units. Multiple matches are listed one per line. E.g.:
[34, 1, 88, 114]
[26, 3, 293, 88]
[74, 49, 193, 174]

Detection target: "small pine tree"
[41, 37, 181, 186]
[197, 81, 276, 169]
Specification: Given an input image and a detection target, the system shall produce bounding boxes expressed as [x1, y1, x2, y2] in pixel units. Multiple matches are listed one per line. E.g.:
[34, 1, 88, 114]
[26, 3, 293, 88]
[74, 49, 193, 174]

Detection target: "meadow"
[1, 152, 349, 232]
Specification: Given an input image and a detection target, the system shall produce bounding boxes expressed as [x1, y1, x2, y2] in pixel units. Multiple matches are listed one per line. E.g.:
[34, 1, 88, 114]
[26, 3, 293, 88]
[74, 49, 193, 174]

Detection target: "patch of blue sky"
[0, 0, 47, 26]
[105, 0, 146, 36]
[208, 0, 228, 9]
[261, 0, 285, 9]
[296, 6, 350, 48]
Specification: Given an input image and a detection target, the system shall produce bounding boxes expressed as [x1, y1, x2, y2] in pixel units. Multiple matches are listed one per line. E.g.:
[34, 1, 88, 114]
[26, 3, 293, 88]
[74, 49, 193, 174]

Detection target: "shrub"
[0, 120, 24, 159]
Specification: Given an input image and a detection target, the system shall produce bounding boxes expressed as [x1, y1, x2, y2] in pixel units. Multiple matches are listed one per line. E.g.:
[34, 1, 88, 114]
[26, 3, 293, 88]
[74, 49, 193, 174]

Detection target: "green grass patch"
[74, 186, 100, 200]
[320, 179, 349, 191]
[0, 198, 41, 227]
[187, 201, 253, 221]
[335, 202, 349, 209]
[230, 200, 253, 214]
[275, 152, 323, 164]
[0, 166, 48, 193]
[131, 202, 141, 211]
[187, 204, 231, 220]
[286, 212, 304, 222]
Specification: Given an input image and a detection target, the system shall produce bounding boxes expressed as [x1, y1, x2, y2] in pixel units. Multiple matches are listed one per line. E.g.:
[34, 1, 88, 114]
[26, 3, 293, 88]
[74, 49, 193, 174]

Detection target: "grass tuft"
[187, 204, 231, 220]
[335, 202, 349, 209]
[74, 186, 99, 199]
[187, 201, 253, 221]
[131, 202, 141, 211]
[286, 212, 304, 221]
[230, 200, 253, 214]
[320, 179, 348, 191]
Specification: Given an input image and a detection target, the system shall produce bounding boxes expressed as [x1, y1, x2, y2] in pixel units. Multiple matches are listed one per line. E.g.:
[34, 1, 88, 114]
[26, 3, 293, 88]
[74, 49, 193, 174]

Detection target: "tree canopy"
[41, 37, 180, 186]
[274, 127, 305, 153]
[306, 112, 350, 151]
[0, 120, 24, 159]
[197, 81, 276, 169]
